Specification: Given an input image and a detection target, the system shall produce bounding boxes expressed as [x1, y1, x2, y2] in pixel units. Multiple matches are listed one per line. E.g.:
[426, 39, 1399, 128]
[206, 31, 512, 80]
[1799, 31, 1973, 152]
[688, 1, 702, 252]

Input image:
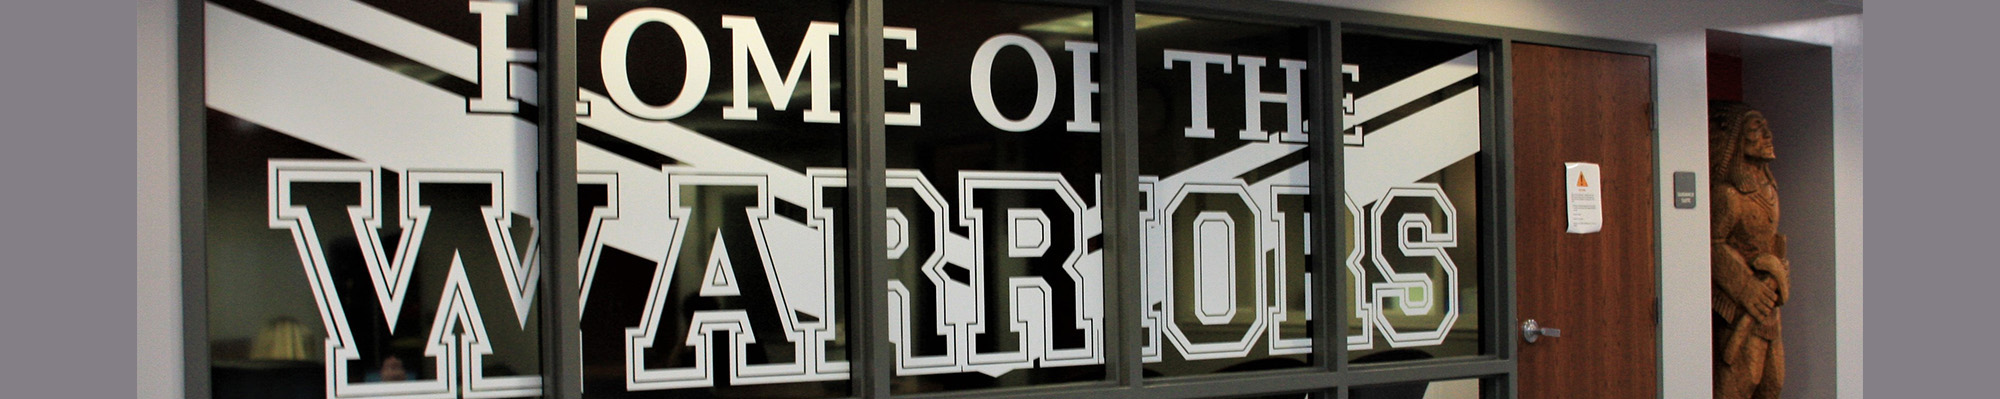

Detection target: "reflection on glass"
[1350, 378, 1482, 399]
[1136, 14, 1314, 378]
[573, 0, 850, 397]
[883, 0, 1107, 393]
[1341, 33, 1485, 364]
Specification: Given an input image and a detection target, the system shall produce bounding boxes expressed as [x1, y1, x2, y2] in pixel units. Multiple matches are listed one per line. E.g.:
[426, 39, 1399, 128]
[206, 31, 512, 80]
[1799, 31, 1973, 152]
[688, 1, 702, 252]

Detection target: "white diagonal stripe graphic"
[261, 0, 478, 80]
[577, 90, 816, 204]
[256, 0, 541, 106]
[577, 145, 677, 261]
[1345, 51, 1478, 130]
[1344, 90, 1481, 206]
[207, 5, 540, 213]
[1158, 142, 1307, 189]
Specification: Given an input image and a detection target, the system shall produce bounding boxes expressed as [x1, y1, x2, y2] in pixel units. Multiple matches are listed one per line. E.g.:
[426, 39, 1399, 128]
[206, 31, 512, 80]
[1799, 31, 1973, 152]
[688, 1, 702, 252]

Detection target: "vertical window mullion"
[1494, 38, 1520, 399]
[538, 0, 583, 397]
[1105, 0, 1144, 390]
[1316, 19, 1345, 376]
[846, 0, 892, 397]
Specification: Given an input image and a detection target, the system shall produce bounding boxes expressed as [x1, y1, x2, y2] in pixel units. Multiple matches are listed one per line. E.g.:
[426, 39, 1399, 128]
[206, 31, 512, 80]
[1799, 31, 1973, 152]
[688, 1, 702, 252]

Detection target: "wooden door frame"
[1502, 41, 1663, 399]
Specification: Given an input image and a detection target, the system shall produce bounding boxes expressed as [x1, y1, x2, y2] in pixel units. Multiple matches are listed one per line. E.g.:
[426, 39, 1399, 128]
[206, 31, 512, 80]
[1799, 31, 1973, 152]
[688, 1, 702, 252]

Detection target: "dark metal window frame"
[175, 0, 1656, 398]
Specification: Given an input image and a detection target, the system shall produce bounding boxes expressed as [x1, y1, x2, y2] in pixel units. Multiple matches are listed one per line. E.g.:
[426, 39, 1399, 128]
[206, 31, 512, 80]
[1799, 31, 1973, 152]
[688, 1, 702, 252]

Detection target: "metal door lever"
[1522, 319, 1562, 343]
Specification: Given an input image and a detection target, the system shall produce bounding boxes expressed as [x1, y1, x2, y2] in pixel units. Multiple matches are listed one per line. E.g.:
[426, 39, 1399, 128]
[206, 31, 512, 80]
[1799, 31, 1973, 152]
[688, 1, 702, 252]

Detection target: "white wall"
[137, 0, 181, 397]
[134, 2, 1862, 399]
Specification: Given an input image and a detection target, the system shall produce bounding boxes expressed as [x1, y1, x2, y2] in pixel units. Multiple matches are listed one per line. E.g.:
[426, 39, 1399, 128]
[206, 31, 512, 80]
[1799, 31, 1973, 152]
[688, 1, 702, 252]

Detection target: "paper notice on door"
[1565, 162, 1602, 234]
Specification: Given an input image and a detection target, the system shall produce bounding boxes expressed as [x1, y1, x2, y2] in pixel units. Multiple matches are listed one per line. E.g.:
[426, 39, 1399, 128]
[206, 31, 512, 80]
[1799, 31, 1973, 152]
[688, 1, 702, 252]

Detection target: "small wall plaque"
[1673, 171, 1697, 209]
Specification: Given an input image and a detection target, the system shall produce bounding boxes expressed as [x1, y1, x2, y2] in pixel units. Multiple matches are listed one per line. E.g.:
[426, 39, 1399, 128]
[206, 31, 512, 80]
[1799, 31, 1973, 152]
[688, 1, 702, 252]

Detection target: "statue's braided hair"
[1710, 100, 1759, 182]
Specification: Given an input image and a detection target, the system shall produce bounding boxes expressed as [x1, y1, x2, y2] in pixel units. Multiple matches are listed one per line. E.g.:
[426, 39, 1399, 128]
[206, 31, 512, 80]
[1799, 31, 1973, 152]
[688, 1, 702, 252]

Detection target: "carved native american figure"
[1710, 101, 1787, 399]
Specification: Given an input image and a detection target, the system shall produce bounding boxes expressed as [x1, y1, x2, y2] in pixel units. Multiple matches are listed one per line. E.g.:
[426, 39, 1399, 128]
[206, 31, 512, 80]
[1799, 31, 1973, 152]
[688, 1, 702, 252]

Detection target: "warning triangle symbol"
[1577, 175, 1589, 187]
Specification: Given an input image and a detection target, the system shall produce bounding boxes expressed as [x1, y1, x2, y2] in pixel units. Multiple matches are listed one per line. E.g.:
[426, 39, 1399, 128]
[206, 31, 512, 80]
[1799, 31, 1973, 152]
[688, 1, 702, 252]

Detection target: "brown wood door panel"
[1511, 43, 1657, 399]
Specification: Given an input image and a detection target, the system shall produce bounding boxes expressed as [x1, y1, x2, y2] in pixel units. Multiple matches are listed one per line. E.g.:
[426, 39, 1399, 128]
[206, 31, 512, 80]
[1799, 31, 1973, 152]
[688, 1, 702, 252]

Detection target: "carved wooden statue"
[1710, 101, 1787, 399]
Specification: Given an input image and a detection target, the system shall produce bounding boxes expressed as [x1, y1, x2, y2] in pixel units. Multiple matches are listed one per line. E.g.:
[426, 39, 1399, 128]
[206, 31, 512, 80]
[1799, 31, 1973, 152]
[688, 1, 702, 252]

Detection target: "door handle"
[1522, 319, 1562, 343]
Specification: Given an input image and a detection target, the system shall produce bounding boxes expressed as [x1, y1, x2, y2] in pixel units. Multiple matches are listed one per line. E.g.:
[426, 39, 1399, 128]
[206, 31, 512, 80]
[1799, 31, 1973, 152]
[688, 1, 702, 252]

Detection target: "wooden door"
[1511, 43, 1658, 399]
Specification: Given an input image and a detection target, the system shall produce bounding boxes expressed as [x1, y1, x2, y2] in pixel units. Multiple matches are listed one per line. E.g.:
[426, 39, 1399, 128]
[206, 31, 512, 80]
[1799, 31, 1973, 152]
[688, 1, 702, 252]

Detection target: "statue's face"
[1743, 115, 1776, 160]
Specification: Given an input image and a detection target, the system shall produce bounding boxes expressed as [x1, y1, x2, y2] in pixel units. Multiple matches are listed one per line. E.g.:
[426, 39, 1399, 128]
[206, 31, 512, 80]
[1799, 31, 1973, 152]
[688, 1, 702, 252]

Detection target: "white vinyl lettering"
[970, 34, 1059, 132]
[1162, 50, 1232, 138]
[1137, 179, 1164, 362]
[958, 172, 1102, 374]
[877, 171, 961, 373]
[720, 16, 840, 123]
[1065, 41, 1100, 133]
[468, 1, 524, 114]
[1157, 184, 1265, 360]
[1343, 194, 1374, 350]
[803, 170, 1105, 377]
[1237, 56, 1307, 143]
[1131, 177, 1464, 360]
[1268, 187, 1312, 355]
[601, 8, 710, 121]
[269, 161, 542, 399]
[627, 174, 844, 390]
[574, 6, 591, 116]
[1367, 185, 1459, 347]
[1008, 209, 1053, 258]
[576, 173, 619, 315]
[1340, 63, 1362, 145]
[885, 27, 922, 126]
[1193, 212, 1238, 325]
